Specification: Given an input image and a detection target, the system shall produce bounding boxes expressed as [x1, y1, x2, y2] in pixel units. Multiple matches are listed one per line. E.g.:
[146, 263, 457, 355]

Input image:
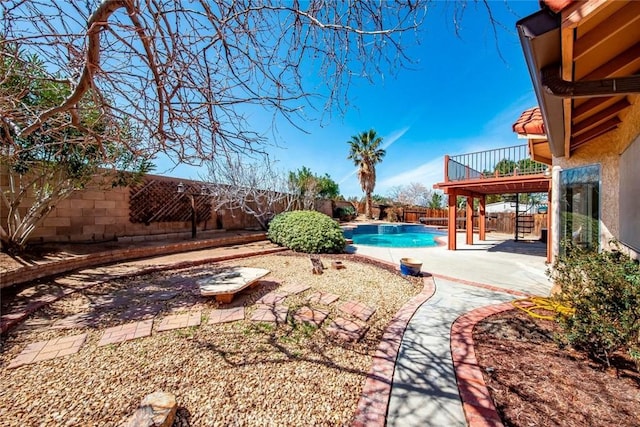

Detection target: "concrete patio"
[350, 231, 552, 426]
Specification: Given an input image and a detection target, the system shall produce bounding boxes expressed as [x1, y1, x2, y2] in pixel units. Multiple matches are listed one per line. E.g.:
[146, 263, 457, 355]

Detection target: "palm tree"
[347, 129, 386, 219]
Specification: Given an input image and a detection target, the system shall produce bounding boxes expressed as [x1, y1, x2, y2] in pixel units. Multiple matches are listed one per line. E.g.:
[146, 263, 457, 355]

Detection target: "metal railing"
[445, 144, 547, 182]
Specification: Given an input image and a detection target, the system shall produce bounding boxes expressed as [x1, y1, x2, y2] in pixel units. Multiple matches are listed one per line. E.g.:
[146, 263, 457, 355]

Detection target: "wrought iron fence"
[446, 144, 547, 182]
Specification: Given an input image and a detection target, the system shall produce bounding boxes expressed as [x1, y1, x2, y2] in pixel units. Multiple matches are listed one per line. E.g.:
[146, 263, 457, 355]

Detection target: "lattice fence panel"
[129, 179, 212, 224]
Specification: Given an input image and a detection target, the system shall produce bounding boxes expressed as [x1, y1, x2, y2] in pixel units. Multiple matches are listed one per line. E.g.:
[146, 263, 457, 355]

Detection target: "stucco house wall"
[551, 97, 640, 258]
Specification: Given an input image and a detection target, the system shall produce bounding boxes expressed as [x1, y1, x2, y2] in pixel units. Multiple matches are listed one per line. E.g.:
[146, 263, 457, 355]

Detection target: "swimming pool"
[343, 224, 445, 248]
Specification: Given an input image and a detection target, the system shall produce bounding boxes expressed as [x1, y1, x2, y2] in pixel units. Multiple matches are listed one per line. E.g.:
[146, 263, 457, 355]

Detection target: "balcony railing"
[445, 144, 547, 182]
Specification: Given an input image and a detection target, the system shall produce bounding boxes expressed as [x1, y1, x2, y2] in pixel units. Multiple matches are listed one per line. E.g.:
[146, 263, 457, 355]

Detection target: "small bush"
[385, 206, 401, 222]
[268, 210, 346, 254]
[334, 205, 356, 220]
[550, 242, 640, 367]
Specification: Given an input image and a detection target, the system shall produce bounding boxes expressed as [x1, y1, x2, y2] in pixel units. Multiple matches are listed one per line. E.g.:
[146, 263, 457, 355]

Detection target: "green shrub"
[334, 205, 356, 220]
[385, 206, 401, 222]
[268, 210, 346, 254]
[550, 242, 640, 367]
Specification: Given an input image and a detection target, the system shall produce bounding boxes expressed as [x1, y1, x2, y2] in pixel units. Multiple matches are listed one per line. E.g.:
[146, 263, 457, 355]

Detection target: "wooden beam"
[453, 189, 483, 198]
[582, 42, 640, 80]
[529, 139, 553, 166]
[573, 2, 640, 62]
[572, 98, 631, 136]
[561, 4, 575, 159]
[573, 96, 615, 122]
[531, 152, 553, 166]
[561, 0, 609, 29]
[571, 117, 621, 151]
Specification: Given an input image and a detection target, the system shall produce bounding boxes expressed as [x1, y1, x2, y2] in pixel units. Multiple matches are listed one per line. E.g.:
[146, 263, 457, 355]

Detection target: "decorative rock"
[310, 256, 324, 274]
[124, 391, 177, 427]
[331, 261, 346, 270]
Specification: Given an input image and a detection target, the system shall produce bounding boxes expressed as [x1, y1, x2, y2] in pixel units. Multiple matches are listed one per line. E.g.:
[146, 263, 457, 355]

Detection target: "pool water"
[344, 224, 445, 248]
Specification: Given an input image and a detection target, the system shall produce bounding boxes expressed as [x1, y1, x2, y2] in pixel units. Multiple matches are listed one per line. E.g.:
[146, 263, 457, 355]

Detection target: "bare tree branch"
[202, 153, 296, 230]
[2, 0, 429, 165]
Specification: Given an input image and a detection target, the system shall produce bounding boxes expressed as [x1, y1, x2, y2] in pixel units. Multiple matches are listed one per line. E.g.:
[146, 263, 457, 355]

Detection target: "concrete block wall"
[27, 180, 195, 243]
[0, 171, 258, 244]
[1, 169, 337, 245]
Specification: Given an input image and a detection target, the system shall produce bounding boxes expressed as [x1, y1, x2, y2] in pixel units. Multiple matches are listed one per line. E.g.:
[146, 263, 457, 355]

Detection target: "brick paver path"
[340, 300, 376, 322]
[97, 320, 153, 346]
[156, 311, 202, 332]
[117, 304, 163, 321]
[8, 333, 87, 368]
[208, 307, 245, 324]
[251, 304, 288, 323]
[50, 312, 101, 329]
[256, 293, 287, 306]
[279, 283, 311, 295]
[293, 306, 329, 327]
[307, 291, 340, 305]
[326, 317, 368, 342]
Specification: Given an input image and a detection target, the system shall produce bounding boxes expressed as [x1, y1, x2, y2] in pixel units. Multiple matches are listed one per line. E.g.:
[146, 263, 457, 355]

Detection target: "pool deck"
[350, 231, 552, 426]
[348, 230, 550, 295]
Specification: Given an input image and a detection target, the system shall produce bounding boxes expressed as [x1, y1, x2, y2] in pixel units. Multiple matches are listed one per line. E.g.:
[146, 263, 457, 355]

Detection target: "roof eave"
[516, 10, 565, 158]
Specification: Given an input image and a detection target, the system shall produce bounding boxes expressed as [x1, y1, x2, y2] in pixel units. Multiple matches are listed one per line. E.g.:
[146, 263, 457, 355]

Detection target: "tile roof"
[512, 107, 546, 136]
[543, 0, 574, 13]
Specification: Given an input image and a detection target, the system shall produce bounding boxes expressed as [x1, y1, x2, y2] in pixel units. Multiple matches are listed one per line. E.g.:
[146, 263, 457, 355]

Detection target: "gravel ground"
[0, 253, 421, 426]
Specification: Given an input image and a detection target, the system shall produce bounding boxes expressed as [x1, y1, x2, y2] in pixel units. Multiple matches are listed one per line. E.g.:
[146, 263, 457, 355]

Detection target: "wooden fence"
[401, 206, 547, 237]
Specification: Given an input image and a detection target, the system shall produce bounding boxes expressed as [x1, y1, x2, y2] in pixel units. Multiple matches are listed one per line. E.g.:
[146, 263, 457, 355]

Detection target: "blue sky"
[157, 1, 541, 199]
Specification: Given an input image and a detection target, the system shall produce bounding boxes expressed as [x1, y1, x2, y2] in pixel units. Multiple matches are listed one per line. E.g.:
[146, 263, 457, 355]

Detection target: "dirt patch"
[473, 310, 640, 427]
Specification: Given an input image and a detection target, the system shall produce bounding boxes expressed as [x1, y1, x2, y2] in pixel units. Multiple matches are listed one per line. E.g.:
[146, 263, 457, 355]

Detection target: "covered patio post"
[547, 187, 552, 263]
[447, 189, 457, 250]
[466, 196, 473, 245]
[479, 195, 486, 241]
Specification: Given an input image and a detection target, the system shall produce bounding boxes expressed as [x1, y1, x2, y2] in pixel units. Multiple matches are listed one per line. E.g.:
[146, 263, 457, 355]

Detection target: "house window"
[559, 164, 600, 253]
[620, 137, 640, 252]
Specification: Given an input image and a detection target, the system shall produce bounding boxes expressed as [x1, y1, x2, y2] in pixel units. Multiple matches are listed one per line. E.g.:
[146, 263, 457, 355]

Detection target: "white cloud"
[382, 126, 410, 150]
[375, 97, 539, 195]
[378, 157, 444, 191]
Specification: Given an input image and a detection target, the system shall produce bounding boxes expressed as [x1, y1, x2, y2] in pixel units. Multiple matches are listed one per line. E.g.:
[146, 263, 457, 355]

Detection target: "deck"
[433, 144, 552, 261]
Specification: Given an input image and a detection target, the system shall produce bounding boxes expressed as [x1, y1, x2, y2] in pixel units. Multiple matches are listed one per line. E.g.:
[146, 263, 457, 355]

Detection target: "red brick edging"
[0, 245, 286, 334]
[451, 302, 516, 427]
[0, 233, 268, 289]
[351, 274, 436, 426]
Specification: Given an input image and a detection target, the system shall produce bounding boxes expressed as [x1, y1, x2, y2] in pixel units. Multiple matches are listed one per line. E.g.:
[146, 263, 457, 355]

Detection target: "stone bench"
[197, 267, 270, 303]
